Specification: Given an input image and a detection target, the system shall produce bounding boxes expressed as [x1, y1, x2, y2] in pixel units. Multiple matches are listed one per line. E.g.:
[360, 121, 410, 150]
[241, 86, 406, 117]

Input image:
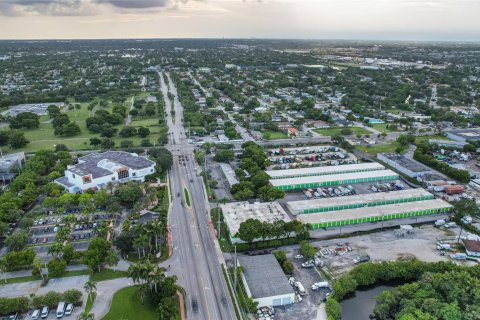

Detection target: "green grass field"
[263, 130, 288, 140]
[90, 269, 128, 282]
[314, 127, 372, 136]
[102, 286, 158, 320]
[4, 98, 167, 153]
[356, 142, 403, 154]
[414, 135, 451, 144]
[371, 123, 398, 133]
[0, 269, 90, 286]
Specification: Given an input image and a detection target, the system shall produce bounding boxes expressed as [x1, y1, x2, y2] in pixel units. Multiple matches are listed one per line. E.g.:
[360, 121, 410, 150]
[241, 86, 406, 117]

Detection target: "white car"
[65, 303, 74, 316]
[31, 309, 40, 320]
[294, 254, 304, 260]
[53, 227, 59, 233]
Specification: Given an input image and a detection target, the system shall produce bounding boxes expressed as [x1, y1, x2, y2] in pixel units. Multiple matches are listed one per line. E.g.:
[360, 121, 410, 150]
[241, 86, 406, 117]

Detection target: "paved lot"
[21, 305, 83, 320]
[276, 258, 330, 320]
[0, 275, 89, 298]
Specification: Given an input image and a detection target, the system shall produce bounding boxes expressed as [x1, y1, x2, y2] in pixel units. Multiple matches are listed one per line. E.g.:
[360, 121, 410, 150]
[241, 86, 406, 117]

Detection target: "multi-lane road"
[159, 72, 237, 320]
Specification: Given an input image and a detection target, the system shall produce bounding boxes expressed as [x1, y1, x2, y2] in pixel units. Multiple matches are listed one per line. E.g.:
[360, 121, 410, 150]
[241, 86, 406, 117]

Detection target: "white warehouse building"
[55, 151, 156, 193]
[237, 254, 295, 308]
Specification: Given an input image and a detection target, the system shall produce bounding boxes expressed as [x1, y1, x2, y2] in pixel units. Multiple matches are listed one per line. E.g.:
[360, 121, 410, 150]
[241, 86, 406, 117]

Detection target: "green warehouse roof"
[296, 199, 453, 225]
[266, 162, 385, 179]
[270, 169, 398, 188]
[287, 189, 433, 214]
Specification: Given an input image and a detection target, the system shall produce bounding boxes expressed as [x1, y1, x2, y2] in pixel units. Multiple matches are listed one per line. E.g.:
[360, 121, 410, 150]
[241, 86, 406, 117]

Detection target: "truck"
[311, 282, 330, 290]
[295, 282, 306, 296]
[353, 255, 370, 264]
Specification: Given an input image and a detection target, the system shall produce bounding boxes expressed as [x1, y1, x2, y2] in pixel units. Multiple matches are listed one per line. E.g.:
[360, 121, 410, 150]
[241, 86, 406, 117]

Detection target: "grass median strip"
[90, 269, 128, 282]
[184, 188, 191, 206]
[0, 269, 90, 286]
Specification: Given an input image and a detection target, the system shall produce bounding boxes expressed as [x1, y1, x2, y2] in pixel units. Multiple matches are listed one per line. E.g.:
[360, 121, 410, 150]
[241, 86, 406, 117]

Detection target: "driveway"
[90, 278, 132, 319]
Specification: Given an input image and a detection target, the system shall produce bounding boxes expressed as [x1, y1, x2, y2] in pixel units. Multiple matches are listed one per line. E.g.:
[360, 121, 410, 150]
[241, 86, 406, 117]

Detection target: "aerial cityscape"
[0, 1, 480, 320]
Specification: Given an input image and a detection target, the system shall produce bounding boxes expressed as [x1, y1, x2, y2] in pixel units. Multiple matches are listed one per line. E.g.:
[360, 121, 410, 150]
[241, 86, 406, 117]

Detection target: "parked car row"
[304, 185, 356, 199]
[370, 181, 404, 192]
[29, 302, 74, 319]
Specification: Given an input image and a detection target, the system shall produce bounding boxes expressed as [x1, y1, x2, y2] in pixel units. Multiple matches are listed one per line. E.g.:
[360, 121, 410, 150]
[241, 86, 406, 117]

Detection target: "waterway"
[340, 285, 395, 320]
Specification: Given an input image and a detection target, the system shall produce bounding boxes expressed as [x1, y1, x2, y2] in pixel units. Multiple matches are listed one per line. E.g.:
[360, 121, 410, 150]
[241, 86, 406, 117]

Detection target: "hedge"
[0, 297, 29, 316]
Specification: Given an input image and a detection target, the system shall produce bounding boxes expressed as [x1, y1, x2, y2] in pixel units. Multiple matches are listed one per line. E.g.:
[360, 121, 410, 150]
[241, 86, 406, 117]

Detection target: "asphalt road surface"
[159, 72, 237, 320]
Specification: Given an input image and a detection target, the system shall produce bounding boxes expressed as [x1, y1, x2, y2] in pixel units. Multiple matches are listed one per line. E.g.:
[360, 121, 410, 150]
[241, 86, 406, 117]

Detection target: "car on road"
[53, 227, 58, 233]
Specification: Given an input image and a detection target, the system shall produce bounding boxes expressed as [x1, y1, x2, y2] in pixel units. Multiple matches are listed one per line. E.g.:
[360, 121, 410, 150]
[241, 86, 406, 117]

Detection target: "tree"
[341, 127, 353, 135]
[106, 249, 120, 272]
[282, 260, 294, 275]
[89, 137, 102, 148]
[83, 280, 97, 305]
[63, 289, 83, 305]
[137, 127, 150, 138]
[114, 231, 135, 256]
[119, 126, 137, 138]
[32, 256, 45, 281]
[5, 229, 28, 251]
[236, 219, 262, 245]
[454, 199, 478, 219]
[101, 138, 115, 149]
[47, 258, 67, 277]
[299, 241, 316, 260]
[115, 182, 143, 208]
[82, 238, 111, 272]
[8, 132, 29, 149]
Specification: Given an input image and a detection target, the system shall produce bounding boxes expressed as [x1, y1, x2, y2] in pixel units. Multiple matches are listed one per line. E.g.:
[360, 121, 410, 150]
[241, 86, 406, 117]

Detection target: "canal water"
[340, 285, 395, 320]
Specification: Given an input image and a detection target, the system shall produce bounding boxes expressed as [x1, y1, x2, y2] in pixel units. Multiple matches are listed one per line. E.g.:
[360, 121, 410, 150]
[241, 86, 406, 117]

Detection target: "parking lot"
[20, 306, 83, 320]
[275, 257, 330, 320]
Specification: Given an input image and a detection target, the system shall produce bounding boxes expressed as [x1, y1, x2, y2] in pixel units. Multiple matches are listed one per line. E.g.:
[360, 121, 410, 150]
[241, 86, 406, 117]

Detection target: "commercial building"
[287, 189, 434, 215]
[220, 201, 291, 244]
[446, 129, 480, 142]
[266, 162, 384, 180]
[377, 153, 432, 178]
[218, 163, 239, 188]
[297, 199, 453, 229]
[270, 170, 399, 191]
[429, 139, 467, 149]
[237, 254, 295, 308]
[6, 102, 64, 116]
[0, 152, 25, 184]
[55, 151, 155, 193]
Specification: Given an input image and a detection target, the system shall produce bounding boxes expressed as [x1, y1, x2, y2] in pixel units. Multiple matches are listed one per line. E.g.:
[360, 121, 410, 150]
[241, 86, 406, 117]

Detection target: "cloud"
[0, 0, 202, 15]
[96, 0, 171, 9]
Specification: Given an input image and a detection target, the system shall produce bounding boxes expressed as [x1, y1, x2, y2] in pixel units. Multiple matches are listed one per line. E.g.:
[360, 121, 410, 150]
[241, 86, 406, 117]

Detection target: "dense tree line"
[326, 260, 480, 320]
[236, 218, 310, 245]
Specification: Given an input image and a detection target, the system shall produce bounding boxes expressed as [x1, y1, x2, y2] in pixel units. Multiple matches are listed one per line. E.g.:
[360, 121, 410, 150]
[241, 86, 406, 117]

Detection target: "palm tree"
[106, 250, 119, 272]
[106, 181, 114, 195]
[148, 220, 164, 253]
[147, 265, 165, 293]
[84, 280, 97, 305]
[128, 263, 148, 285]
[33, 257, 45, 281]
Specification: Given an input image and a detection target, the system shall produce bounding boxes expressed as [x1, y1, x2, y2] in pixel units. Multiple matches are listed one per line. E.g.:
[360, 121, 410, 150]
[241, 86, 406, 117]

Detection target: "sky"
[0, 0, 479, 41]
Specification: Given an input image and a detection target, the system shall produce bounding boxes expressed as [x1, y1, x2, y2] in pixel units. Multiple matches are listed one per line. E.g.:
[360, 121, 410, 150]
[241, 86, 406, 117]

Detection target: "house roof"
[462, 239, 480, 253]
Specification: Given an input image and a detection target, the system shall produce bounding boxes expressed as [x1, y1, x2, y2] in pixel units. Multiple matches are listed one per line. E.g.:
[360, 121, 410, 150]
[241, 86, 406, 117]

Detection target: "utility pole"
[217, 200, 221, 240]
[234, 244, 237, 289]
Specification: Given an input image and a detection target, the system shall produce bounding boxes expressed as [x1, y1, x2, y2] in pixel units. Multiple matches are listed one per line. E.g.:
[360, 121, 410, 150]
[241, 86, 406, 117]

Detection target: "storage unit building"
[237, 254, 295, 308]
[297, 199, 453, 229]
[270, 170, 399, 191]
[266, 162, 384, 180]
[287, 189, 434, 215]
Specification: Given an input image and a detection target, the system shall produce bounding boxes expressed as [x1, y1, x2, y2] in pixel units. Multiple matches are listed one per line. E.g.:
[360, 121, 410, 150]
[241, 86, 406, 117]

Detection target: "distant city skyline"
[0, 0, 479, 41]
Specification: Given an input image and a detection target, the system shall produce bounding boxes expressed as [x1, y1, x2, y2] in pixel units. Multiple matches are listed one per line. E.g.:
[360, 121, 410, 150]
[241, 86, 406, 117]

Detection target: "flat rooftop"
[297, 199, 453, 225]
[238, 254, 294, 299]
[266, 162, 384, 179]
[447, 128, 480, 139]
[269, 146, 336, 153]
[0, 152, 25, 172]
[270, 169, 398, 187]
[287, 189, 433, 212]
[378, 153, 431, 173]
[219, 163, 239, 186]
[220, 201, 291, 236]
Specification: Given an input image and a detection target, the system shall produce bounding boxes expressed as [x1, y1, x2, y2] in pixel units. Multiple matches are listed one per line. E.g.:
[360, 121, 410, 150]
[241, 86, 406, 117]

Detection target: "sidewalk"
[4, 264, 87, 279]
